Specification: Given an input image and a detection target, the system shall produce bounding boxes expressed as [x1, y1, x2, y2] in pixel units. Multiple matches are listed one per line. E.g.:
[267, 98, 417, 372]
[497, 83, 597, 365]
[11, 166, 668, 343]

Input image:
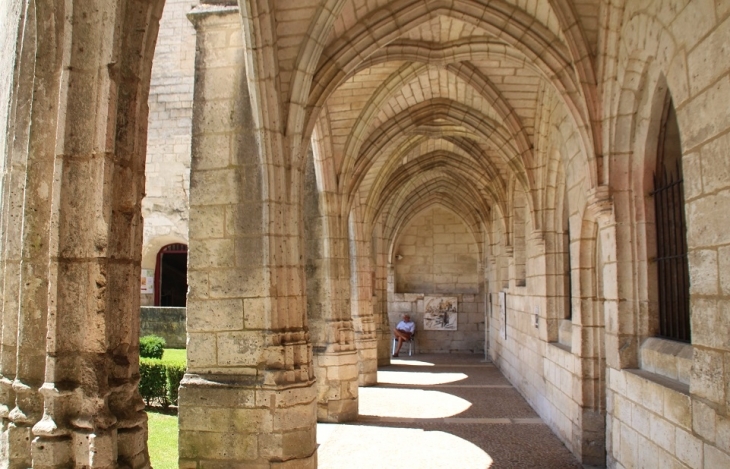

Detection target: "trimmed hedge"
[140, 358, 185, 407]
[140, 335, 166, 359]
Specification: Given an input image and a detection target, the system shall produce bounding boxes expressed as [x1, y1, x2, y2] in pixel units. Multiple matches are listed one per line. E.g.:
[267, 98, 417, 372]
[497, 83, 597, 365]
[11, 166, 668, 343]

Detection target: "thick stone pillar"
[303, 155, 358, 421]
[180, 6, 316, 467]
[348, 203, 377, 385]
[22, 1, 163, 468]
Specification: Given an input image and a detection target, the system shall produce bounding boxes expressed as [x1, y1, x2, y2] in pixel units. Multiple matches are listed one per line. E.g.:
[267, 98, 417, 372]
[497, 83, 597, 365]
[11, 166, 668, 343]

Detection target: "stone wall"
[394, 206, 479, 294]
[485, 2, 730, 468]
[389, 293, 485, 354]
[388, 206, 484, 354]
[141, 0, 197, 305]
[140, 306, 187, 348]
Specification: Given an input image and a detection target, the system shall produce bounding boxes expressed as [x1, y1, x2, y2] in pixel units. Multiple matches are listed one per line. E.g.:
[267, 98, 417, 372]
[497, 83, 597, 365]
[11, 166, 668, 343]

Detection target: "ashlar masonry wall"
[394, 206, 480, 294]
[141, 0, 198, 304]
[389, 206, 485, 353]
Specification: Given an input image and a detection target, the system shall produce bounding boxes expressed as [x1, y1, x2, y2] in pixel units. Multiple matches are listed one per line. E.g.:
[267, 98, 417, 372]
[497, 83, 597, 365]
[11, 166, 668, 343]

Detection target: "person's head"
[404, 314, 411, 322]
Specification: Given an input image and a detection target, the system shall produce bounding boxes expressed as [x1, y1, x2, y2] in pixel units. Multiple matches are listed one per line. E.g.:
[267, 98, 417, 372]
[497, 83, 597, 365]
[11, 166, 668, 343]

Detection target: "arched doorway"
[154, 243, 188, 306]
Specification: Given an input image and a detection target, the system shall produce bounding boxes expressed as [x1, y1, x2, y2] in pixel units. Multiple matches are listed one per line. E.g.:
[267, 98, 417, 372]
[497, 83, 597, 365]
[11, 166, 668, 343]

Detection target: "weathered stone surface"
[2, 0, 730, 467]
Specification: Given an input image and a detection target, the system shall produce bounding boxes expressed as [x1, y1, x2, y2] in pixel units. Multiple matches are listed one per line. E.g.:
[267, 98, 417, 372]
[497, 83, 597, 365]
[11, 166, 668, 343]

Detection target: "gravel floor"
[317, 354, 585, 469]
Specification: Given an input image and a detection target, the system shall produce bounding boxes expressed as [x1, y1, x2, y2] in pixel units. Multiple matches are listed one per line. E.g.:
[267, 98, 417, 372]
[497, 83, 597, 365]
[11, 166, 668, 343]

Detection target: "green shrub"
[140, 359, 167, 406]
[139, 357, 186, 407]
[165, 362, 186, 406]
[140, 335, 166, 359]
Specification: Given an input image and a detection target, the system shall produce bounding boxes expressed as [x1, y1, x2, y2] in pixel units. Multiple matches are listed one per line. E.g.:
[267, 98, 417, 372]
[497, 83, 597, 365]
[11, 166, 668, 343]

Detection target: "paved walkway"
[317, 354, 584, 469]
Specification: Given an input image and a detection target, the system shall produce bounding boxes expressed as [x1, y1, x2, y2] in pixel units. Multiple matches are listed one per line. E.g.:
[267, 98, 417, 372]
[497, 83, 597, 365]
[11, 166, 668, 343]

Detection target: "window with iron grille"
[652, 97, 690, 342]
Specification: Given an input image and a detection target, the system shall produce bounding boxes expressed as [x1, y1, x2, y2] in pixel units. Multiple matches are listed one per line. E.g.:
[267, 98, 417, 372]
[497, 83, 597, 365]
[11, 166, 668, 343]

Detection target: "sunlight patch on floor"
[317, 424, 492, 469]
[390, 359, 435, 366]
[377, 370, 468, 385]
[359, 387, 472, 418]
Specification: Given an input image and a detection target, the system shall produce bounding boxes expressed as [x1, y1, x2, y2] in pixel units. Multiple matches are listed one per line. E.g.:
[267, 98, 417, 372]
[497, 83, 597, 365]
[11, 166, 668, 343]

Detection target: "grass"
[147, 409, 179, 469]
[161, 348, 186, 364]
[145, 348, 183, 468]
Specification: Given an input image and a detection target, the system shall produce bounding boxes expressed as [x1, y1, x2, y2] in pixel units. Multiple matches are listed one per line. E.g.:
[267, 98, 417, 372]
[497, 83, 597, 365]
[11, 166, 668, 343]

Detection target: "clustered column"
[179, 5, 317, 467]
[1, 0, 163, 468]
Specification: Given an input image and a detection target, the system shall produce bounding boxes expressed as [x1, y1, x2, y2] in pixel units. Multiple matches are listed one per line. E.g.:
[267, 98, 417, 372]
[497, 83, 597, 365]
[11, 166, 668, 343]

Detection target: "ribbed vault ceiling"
[308, 0, 597, 249]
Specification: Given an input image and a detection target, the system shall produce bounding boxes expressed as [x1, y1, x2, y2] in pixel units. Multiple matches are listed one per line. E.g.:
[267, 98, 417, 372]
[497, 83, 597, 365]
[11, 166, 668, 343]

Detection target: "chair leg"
[392, 338, 396, 356]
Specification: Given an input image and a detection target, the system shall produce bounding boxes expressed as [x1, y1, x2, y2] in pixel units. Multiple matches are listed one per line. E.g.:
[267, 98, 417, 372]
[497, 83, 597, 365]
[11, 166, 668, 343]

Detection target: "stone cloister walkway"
[317, 354, 584, 468]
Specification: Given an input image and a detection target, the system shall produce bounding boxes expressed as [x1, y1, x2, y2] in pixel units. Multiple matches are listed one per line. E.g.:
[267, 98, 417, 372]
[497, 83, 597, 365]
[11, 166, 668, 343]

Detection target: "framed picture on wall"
[423, 296, 458, 330]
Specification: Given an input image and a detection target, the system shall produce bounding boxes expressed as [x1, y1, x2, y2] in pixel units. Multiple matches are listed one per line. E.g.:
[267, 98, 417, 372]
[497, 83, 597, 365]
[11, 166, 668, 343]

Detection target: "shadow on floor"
[317, 354, 584, 469]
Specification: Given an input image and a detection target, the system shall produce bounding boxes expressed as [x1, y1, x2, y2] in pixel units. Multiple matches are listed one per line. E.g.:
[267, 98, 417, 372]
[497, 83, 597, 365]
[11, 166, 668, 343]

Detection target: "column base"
[178, 373, 317, 467]
[356, 339, 378, 386]
[313, 350, 359, 422]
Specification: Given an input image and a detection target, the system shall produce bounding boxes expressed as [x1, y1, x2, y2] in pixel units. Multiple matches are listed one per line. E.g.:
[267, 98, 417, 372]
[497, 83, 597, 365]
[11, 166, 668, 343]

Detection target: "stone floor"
[317, 354, 585, 469]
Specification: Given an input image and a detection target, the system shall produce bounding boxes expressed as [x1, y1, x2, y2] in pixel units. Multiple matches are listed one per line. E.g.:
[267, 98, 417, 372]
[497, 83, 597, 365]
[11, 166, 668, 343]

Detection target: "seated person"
[393, 314, 416, 357]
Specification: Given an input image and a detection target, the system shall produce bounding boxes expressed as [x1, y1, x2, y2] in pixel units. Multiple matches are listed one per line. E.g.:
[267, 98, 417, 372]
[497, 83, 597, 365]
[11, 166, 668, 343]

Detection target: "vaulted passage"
[1, 0, 730, 468]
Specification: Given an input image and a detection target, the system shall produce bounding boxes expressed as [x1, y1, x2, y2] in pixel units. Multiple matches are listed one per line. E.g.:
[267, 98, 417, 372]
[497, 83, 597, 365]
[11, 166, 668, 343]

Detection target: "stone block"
[190, 168, 240, 206]
[31, 436, 72, 467]
[688, 249, 719, 296]
[690, 348, 725, 403]
[272, 398, 316, 432]
[88, 431, 117, 468]
[719, 246, 730, 295]
[674, 427, 703, 468]
[631, 402, 652, 437]
[705, 445, 730, 469]
[179, 406, 273, 433]
[687, 189, 730, 248]
[187, 333, 218, 369]
[325, 362, 359, 382]
[179, 430, 257, 461]
[191, 133, 230, 170]
[187, 298, 244, 332]
[116, 426, 147, 460]
[663, 387, 691, 430]
[717, 414, 730, 453]
[619, 422, 638, 467]
[692, 399, 716, 443]
[243, 297, 270, 330]
[216, 331, 264, 366]
[700, 130, 730, 194]
[650, 414, 676, 455]
[208, 268, 266, 299]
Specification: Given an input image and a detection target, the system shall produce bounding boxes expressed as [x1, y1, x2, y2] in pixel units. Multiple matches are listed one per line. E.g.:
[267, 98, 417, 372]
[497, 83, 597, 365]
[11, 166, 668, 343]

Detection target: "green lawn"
[161, 348, 186, 364]
[147, 410, 178, 469]
[145, 348, 183, 468]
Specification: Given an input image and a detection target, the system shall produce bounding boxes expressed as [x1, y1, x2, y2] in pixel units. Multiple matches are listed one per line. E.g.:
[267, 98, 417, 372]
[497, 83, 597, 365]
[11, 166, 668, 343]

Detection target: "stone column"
[180, 6, 316, 467]
[372, 219, 392, 365]
[25, 1, 163, 468]
[348, 204, 377, 385]
[303, 156, 359, 421]
[0, 2, 41, 466]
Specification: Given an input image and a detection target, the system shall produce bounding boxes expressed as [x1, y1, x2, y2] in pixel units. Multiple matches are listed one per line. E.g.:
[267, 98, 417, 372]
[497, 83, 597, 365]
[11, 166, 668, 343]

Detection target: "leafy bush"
[139, 358, 185, 407]
[140, 335, 166, 359]
[140, 359, 167, 405]
[165, 362, 186, 406]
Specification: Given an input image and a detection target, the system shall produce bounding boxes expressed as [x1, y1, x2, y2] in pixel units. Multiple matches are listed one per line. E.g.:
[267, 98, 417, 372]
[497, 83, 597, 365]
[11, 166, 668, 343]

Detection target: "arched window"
[154, 243, 188, 307]
[652, 97, 690, 342]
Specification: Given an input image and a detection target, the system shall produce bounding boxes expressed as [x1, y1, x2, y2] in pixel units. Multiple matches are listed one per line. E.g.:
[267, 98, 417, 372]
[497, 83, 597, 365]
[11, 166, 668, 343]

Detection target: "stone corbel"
[586, 186, 613, 225]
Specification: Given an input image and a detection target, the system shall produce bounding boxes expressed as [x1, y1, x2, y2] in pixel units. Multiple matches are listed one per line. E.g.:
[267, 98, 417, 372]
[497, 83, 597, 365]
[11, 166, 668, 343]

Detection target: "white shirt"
[396, 320, 415, 334]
